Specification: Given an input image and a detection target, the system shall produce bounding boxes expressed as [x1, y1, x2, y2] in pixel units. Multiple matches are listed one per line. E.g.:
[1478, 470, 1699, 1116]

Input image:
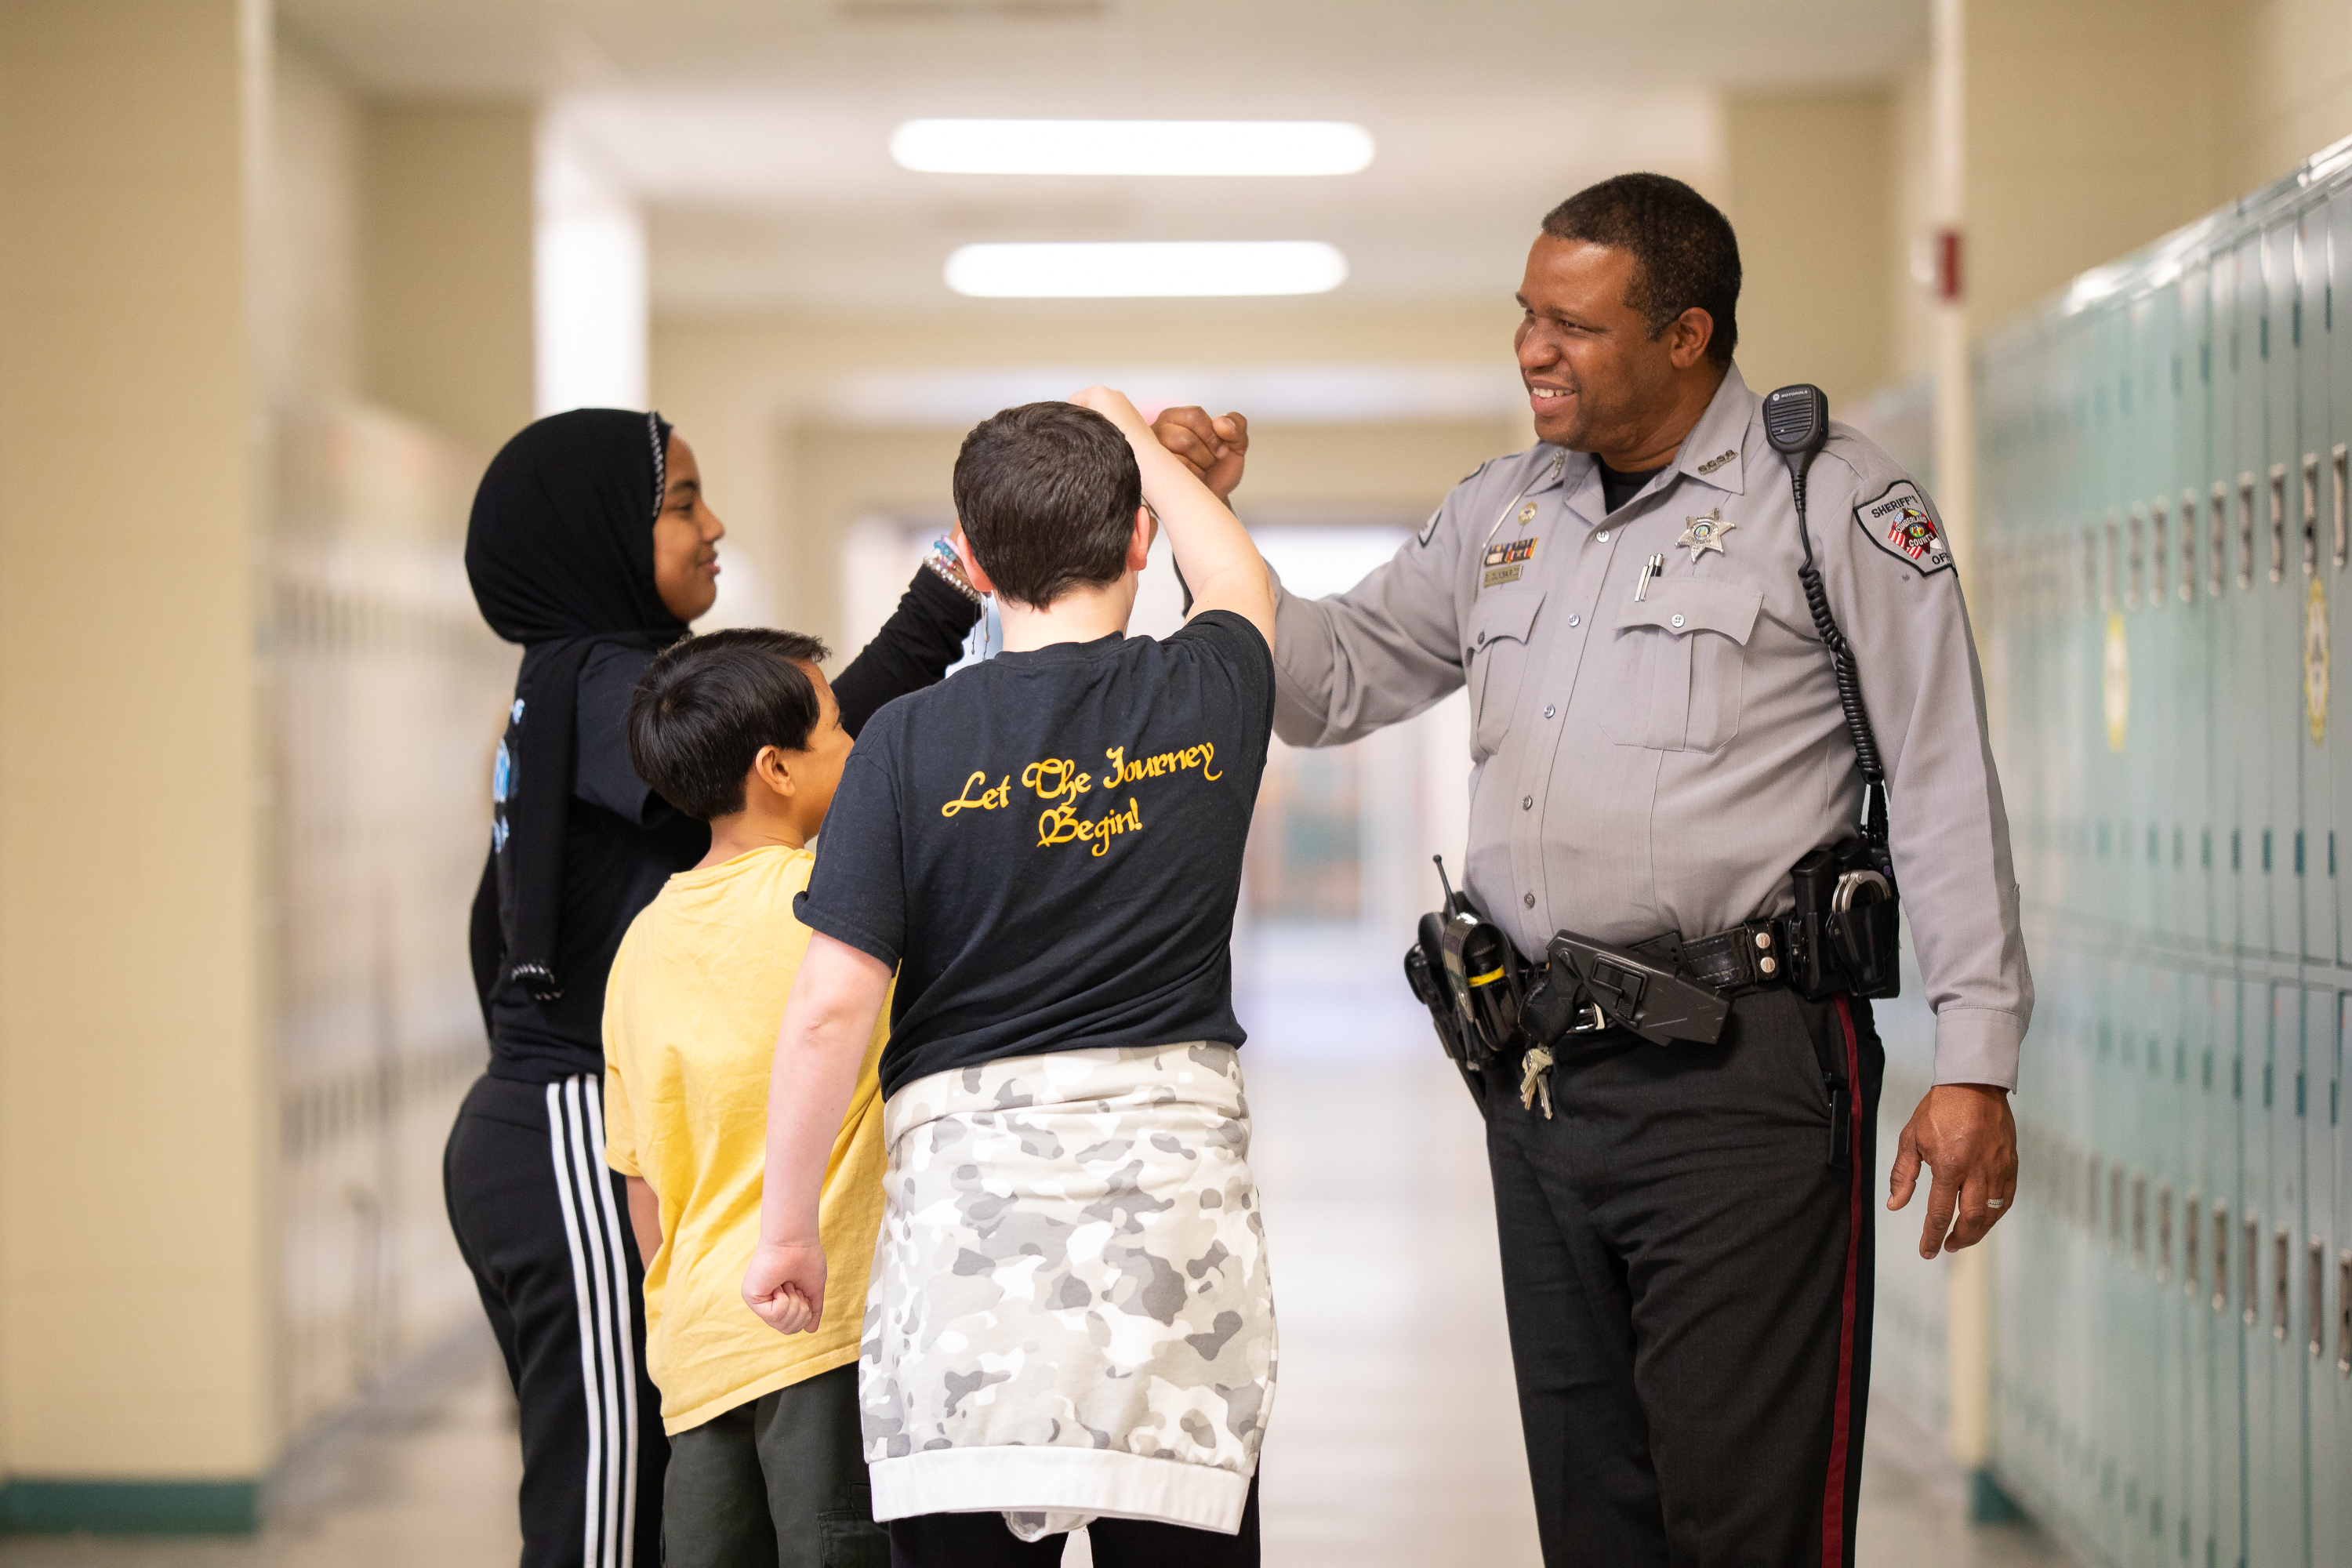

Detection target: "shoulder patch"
[1418, 505, 1444, 546]
[1853, 478, 1953, 575]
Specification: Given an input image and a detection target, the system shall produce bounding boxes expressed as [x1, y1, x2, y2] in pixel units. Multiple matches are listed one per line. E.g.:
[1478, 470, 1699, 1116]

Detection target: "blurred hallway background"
[5, 1, 2352, 1563]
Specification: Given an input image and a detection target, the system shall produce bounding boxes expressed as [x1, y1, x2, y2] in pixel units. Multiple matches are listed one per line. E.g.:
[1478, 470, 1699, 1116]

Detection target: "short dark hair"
[626, 627, 832, 821]
[953, 402, 1142, 609]
[1541, 173, 1740, 367]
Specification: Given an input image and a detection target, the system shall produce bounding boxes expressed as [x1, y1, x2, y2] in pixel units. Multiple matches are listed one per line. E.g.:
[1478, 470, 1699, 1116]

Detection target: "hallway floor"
[0, 1018, 2078, 1568]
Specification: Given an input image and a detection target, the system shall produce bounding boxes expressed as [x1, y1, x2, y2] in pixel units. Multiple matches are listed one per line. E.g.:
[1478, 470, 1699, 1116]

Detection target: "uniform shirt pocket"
[1465, 588, 1546, 762]
[1597, 578, 1762, 753]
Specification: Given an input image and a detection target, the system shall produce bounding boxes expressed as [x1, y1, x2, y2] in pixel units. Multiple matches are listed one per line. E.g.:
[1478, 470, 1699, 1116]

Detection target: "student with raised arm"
[742, 388, 1279, 1566]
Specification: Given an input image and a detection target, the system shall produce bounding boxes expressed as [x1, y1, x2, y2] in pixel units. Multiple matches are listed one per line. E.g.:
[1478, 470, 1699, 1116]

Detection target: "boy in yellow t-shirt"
[602, 626, 892, 1567]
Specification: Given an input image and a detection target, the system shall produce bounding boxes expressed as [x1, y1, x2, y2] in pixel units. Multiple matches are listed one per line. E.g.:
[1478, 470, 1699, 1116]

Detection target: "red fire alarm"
[1936, 227, 1963, 303]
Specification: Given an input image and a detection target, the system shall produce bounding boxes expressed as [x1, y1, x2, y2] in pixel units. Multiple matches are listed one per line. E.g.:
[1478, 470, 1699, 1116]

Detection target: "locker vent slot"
[2130, 1174, 2147, 1270]
[2211, 481, 2229, 598]
[2332, 445, 2347, 569]
[2185, 1194, 2201, 1295]
[2239, 473, 2256, 590]
[2303, 455, 2320, 575]
[2274, 1226, 2290, 1341]
[2213, 1203, 2230, 1312]
[2111, 1165, 2126, 1254]
[2088, 1153, 2103, 1236]
[2339, 1251, 2350, 1374]
[2085, 526, 2103, 615]
[2151, 498, 2170, 604]
[2245, 1213, 2261, 1327]
[2270, 463, 2287, 583]
[2173, 486, 2192, 606]
[2105, 514, 2122, 613]
[2157, 1183, 2173, 1283]
[2310, 1239, 2325, 1357]
[2127, 506, 2145, 608]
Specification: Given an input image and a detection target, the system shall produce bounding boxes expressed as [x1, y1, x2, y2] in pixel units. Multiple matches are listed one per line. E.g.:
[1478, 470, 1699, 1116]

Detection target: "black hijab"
[466, 408, 686, 1004]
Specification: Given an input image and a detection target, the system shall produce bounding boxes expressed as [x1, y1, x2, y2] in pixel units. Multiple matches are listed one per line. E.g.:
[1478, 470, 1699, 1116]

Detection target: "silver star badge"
[1677, 507, 1734, 563]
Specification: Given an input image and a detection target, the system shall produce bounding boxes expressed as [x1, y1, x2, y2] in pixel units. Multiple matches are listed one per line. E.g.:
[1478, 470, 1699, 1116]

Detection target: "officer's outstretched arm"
[1265, 468, 1501, 749]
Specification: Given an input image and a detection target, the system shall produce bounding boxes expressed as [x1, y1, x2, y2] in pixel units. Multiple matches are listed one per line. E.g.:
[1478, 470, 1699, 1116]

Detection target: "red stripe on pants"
[1820, 996, 1864, 1568]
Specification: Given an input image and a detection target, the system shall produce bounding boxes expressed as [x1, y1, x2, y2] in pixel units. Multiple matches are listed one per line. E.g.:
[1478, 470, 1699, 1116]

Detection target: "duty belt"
[1622, 918, 1788, 995]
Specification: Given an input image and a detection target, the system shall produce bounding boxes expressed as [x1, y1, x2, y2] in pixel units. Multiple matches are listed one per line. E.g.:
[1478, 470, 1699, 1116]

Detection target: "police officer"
[1153, 172, 2030, 1566]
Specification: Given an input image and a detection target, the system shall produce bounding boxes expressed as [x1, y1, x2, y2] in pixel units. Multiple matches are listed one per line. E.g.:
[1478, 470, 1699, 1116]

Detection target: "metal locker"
[2299, 204, 2337, 969]
[2212, 240, 2256, 963]
[2181, 259, 2220, 963]
[2313, 995, 2349, 1568]
[2261, 216, 2305, 966]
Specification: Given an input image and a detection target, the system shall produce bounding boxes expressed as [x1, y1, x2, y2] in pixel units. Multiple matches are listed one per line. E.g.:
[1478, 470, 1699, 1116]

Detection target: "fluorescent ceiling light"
[892, 119, 1374, 177]
[945, 241, 1348, 298]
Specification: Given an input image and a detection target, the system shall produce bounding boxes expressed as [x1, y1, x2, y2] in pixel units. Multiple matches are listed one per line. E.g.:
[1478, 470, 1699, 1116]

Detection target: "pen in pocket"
[1634, 554, 1664, 601]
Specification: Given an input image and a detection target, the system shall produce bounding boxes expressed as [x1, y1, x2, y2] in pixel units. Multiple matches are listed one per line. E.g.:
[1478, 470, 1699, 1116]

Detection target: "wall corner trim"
[0, 1479, 261, 1536]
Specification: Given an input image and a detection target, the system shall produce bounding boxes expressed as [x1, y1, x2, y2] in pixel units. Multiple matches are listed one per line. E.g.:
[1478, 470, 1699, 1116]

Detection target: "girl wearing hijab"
[445, 408, 981, 1568]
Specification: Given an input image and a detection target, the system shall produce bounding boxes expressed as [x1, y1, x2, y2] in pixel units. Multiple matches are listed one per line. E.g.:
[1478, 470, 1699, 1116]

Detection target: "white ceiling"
[281, 0, 1931, 314]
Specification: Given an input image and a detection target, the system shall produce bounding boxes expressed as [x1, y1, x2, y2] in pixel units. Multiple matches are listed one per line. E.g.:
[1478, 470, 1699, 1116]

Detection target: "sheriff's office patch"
[1483, 535, 1537, 587]
[1856, 479, 1953, 575]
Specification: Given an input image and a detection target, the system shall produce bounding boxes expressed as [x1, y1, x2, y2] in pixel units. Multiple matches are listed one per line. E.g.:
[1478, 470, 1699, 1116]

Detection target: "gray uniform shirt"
[1272, 365, 2032, 1087]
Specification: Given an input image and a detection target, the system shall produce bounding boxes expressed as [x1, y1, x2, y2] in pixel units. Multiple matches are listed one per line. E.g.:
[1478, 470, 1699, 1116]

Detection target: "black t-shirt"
[483, 568, 982, 1083]
[798, 611, 1276, 1098]
[1598, 458, 1668, 514]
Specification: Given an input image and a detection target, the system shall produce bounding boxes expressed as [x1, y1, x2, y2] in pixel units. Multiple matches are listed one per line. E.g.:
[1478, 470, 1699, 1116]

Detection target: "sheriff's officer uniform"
[1272, 363, 2031, 1563]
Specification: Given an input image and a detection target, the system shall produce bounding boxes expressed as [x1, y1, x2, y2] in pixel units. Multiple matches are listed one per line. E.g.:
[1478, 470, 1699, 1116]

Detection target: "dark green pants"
[662, 1363, 887, 1568]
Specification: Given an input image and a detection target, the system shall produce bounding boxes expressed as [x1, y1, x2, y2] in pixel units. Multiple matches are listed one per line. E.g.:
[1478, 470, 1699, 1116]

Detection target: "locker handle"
[2183, 489, 2201, 605]
[2338, 1250, 2350, 1374]
[2130, 1173, 2147, 1270]
[2310, 1238, 2325, 1358]
[2127, 506, 2145, 608]
[2274, 1225, 2290, 1341]
[2105, 514, 2122, 615]
[2157, 1181, 2174, 1284]
[2184, 1191, 2201, 1295]
[2212, 481, 2230, 600]
[2151, 499, 2171, 607]
[2332, 444, 2347, 570]
[2302, 454, 2319, 576]
[2212, 1202, 2230, 1312]
[2270, 463, 2288, 584]
[2084, 525, 2103, 615]
[2239, 473, 2256, 590]
[2245, 1213, 2261, 1327]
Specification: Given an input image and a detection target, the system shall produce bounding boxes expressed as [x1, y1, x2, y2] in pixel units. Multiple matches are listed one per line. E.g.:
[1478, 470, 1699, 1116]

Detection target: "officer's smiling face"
[1514, 238, 1693, 459]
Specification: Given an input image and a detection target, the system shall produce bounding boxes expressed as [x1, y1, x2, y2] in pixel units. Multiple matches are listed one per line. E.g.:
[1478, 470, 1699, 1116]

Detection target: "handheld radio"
[1762, 384, 1900, 1001]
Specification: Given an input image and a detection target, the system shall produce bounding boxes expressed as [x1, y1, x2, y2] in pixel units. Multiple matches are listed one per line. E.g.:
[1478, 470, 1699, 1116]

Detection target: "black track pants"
[887, 1475, 1259, 1567]
[1484, 989, 1882, 1568]
[445, 1072, 668, 1568]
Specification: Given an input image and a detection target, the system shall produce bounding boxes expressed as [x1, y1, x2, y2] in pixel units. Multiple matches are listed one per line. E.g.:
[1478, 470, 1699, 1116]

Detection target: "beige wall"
[1962, 0, 2234, 334]
[2220, 0, 2352, 194]
[0, 0, 272, 1479]
[1724, 90, 1896, 408]
[359, 103, 535, 455]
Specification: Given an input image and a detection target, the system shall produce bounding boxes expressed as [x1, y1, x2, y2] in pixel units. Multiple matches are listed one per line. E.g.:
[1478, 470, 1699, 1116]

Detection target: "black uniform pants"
[1484, 988, 1882, 1568]
[445, 1072, 667, 1568]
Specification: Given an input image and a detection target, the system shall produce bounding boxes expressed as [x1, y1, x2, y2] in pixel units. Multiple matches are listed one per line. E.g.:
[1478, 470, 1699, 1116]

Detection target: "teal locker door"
[2215, 245, 2254, 961]
[2244, 983, 2310, 1568]
[2188, 970, 2226, 1567]
[2332, 190, 2352, 973]
[2128, 960, 2168, 1563]
[2183, 260, 2220, 960]
[2217, 975, 2252, 1568]
[2161, 967, 2194, 1563]
[2151, 284, 2190, 948]
[2263, 219, 2305, 964]
[2107, 303, 2151, 937]
[2315, 995, 2349, 1568]
[2299, 205, 2337, 967]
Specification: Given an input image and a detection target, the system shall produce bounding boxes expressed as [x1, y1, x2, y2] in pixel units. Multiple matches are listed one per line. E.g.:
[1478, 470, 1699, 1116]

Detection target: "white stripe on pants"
[546, 1075, 643, 1568]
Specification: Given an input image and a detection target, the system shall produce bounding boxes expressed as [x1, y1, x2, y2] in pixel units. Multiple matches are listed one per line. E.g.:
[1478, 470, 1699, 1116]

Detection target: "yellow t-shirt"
[602, 844, 888, 1435]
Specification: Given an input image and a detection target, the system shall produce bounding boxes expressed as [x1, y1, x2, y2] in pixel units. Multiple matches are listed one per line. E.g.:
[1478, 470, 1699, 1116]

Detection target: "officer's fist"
[1151, 407, 1249, 502]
